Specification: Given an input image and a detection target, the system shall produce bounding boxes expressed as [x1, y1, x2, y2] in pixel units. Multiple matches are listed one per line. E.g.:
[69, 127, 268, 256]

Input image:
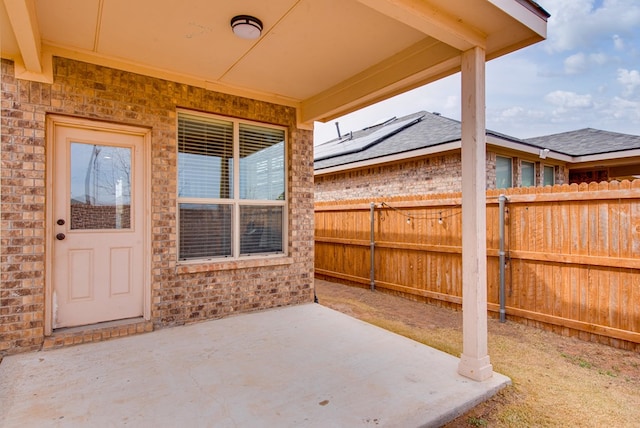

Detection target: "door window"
[70, 143, 132, 230]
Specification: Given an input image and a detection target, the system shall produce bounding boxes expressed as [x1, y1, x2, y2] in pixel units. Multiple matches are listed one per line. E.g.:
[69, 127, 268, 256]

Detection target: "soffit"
[1, 0, 548, 125]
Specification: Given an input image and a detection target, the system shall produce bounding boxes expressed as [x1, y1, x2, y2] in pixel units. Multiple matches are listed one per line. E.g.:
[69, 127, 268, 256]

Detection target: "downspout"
[370, 202, 375, 291]
[499, 194, 507, 323]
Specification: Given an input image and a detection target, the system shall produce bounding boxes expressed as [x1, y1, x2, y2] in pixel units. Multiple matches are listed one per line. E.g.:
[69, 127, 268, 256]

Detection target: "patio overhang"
[1, 0, 548, 128]
[1, 0, 548, 382]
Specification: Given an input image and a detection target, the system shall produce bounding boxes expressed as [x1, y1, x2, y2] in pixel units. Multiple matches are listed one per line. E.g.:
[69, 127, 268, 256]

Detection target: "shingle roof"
[315, 112, 459, 170]
[314, 111, 640, 171]
[524, 128, 640, 157]
[314, 111, 529, 170]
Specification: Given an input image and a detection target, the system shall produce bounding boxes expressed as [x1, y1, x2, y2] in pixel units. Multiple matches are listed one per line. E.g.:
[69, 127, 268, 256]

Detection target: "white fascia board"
[487, 0, 548, 37]
[570, 149, 640, 165]
[486, 135, 572, 162]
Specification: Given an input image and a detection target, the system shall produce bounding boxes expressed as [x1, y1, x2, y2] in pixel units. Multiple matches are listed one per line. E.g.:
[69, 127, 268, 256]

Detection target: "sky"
[313, 0, 640, 144]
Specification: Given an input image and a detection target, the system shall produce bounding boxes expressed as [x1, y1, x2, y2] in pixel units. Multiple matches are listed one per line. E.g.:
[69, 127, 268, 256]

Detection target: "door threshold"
[43, 318, 153, 351]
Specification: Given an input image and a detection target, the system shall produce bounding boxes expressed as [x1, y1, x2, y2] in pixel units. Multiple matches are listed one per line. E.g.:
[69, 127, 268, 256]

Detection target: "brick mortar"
[1, 57, 314, 355]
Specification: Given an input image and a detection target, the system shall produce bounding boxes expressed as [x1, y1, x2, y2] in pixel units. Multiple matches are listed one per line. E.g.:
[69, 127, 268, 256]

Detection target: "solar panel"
[314, 115, 424, 162]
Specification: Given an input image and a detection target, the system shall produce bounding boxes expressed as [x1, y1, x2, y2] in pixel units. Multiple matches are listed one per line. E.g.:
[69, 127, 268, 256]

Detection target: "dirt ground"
[315, 279, 640, 427]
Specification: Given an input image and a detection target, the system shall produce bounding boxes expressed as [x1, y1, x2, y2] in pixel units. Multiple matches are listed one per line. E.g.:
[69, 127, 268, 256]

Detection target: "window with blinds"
[177, 111, 286, 261]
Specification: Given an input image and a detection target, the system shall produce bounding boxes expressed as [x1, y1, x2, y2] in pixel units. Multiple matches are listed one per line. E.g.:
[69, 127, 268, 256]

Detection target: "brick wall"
[315, 151, 568, 201]
[1, 57, 315, 355]
[315, 153, 463, 202]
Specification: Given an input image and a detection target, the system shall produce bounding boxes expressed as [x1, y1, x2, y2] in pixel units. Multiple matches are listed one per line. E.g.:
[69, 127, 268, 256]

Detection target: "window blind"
[179, 204, 232, 259]
[239, 124, 285, 200]
[178, 114, 233, 199]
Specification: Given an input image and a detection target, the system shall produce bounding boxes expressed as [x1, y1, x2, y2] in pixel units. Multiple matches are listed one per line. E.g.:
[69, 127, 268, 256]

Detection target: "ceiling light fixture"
[230, 15, 263, 40]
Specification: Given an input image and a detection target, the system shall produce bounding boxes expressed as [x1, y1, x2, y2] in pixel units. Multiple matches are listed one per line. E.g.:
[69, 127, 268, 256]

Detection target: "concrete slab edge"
[423, 376, 512, 427]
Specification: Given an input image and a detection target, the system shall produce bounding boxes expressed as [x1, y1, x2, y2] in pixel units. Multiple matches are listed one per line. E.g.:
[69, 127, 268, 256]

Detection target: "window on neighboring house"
[521, 161, 535, 187]
[496, 156, 512, 189]
[543, 165, 555, 186]
[177, 111, 286, 261]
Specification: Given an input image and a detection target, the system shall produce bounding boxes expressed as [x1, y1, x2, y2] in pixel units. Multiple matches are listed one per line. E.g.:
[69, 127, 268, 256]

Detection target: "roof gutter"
[485, 135, 572, 162]
[569, 148, 640, 165]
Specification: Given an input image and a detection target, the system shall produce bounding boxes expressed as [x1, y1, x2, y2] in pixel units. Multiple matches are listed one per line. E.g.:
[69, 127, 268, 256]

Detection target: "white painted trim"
[485, 135, 572, 162]
[570, 149, 640, 164]
[488, 0, 548, 37]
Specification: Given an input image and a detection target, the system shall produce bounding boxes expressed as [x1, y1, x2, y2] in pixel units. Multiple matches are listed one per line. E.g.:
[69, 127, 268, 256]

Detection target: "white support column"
[458, 46, 493, 381]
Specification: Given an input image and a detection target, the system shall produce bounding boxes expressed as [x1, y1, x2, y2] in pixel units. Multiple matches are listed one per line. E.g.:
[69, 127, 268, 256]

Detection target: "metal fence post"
[499, 194, 507, 323]
[370, 202, 375, 291]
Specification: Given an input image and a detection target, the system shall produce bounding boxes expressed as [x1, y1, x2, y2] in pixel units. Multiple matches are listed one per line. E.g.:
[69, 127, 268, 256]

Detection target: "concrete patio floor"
[0, 303, 509, 427]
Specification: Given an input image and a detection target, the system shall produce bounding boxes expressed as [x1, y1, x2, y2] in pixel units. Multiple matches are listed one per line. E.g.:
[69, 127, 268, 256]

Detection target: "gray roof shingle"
[314, 111, 528, 170]
[314, 111, 462, 170]
[314, 111, 640, 170]
[524, 128, 640, 156]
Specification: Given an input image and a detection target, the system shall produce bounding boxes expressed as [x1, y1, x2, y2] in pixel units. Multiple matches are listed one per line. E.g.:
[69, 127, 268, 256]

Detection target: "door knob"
[57, 219, 65, 225]
[56, 233, 66, 241]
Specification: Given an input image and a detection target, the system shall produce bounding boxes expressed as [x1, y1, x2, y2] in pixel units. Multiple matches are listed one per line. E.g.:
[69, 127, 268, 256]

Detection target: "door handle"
[57, 219, 65, 225]
[56, 233, 66, 241]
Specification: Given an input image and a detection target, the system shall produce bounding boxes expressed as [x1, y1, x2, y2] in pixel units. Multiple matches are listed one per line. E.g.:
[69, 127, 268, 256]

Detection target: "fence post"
[370, 202, 375, 291]
[499, 194, 508, 322]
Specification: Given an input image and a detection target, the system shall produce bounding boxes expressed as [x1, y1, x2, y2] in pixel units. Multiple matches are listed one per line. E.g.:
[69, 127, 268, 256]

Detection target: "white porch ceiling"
[1, 0, 548, 126]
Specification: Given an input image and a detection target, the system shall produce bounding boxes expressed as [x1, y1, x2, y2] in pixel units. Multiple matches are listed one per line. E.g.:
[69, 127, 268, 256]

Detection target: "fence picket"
[315, 181, 640, 349]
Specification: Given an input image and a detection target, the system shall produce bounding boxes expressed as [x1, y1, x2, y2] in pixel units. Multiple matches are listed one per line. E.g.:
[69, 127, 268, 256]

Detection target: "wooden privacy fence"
[315, 180, 640, 350]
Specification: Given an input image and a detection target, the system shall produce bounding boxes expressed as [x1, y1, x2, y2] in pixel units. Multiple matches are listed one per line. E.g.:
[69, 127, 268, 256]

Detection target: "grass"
[467, 416, 488, 427]
[316, 280, 640, 427]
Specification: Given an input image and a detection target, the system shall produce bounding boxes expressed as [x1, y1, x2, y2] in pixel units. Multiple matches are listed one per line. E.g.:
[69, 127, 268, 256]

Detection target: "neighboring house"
[525, 129, 640, 183]
[1, 0, 548, 382]
[314, 111, 640, 201]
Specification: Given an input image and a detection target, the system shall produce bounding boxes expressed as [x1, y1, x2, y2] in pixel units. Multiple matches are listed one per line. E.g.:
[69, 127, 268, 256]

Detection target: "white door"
[52, 123, 145, 329]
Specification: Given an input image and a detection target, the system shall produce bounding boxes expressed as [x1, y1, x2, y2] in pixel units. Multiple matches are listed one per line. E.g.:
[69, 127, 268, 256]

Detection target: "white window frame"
[176, 109, 288, 262]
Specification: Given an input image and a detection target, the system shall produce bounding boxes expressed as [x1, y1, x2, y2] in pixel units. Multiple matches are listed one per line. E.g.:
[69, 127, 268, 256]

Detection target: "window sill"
[176, 256, 294, 274]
